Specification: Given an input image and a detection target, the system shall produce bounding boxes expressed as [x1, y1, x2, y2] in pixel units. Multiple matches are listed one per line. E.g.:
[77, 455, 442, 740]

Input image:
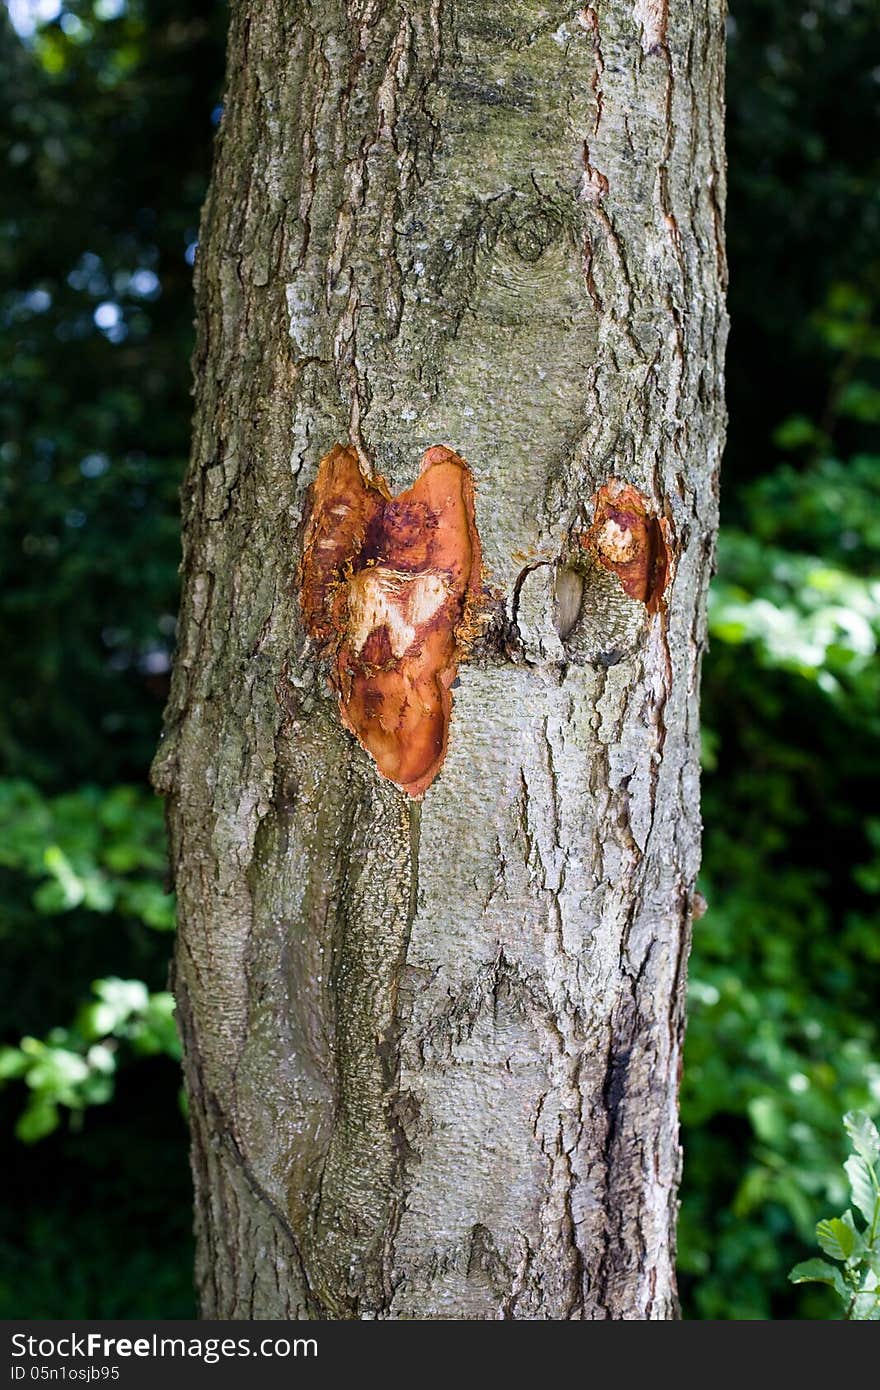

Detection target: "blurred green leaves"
[710, 537, 880, 698]
[746, 453, 880, 564]
[0, 779, 174, 929]
[0, 978, 179, 1143]
[0, 777, 178, 1142]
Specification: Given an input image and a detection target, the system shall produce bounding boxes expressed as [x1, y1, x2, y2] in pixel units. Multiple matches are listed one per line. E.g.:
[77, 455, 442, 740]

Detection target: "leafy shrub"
[790, 1111, 880, 1319]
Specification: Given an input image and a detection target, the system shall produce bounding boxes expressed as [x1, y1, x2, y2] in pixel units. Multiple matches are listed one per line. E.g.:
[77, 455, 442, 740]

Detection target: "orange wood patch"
[583, 480, 674, 614]
[300, 444, 482, 798]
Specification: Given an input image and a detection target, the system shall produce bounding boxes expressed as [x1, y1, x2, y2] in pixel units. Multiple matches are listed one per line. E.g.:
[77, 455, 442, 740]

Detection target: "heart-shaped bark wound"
[300, 444, 482, 798]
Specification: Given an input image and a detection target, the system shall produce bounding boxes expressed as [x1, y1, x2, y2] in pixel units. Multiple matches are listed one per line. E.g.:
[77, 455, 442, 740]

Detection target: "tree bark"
[153, 0, 727, 1319]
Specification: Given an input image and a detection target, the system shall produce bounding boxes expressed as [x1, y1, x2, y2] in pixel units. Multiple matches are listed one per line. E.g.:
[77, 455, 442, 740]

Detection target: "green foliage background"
[1, 0, 878, 1318]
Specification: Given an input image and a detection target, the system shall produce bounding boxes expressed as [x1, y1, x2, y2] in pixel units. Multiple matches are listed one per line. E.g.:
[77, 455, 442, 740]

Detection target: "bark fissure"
[156, 0, 727, 1319]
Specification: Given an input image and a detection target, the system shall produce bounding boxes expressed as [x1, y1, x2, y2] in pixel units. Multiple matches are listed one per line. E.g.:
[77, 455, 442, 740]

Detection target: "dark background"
[1, 0, 878, 1319]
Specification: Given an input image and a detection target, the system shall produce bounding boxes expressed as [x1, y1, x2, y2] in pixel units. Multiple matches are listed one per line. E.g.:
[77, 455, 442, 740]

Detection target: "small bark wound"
[300, 444, 482, 798]
[583, 480, 674, 615]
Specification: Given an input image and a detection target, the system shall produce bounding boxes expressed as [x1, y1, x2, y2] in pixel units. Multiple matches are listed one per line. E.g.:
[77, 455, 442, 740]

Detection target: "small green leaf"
[79, 1074, 115, 1107]
[76, 1001, 117, 1040]
[850, 1271, 880, 1321]
[840, 1209, 864, 1250]
[85, 1043, 117, 1076]
[16, 1097, 60, 1143]
[789, 1258, 848, 1301]
[845, 1154, 878, 1226]
[748, 1094, 786, 1145]
[816, 1217, 858, 1262]
[80, 873, 114, 913]
[772, 414, 823, 450]
[41, 844, 85, 910]
[844, 1111, 880, 1165]
[92, 976, 149, 1029]
[0, 1046, 28, 1080]
[33, 878, 76, 914]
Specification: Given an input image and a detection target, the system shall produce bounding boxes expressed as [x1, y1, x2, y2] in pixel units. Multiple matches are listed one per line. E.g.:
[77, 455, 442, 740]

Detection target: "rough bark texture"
[154, 0, 727, 1319]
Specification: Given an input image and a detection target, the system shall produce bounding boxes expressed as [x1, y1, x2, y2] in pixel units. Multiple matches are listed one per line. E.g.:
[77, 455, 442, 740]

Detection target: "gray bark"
[153, 0, 727, 1319]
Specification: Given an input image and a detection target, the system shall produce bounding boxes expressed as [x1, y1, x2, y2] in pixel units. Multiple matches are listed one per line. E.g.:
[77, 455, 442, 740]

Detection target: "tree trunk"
[153, 0, 727, 1320]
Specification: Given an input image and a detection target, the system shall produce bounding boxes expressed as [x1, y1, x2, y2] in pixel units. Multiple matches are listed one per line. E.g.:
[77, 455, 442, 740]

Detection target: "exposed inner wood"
[300, 442, 482, 798]
[584, 480, 675, 614]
